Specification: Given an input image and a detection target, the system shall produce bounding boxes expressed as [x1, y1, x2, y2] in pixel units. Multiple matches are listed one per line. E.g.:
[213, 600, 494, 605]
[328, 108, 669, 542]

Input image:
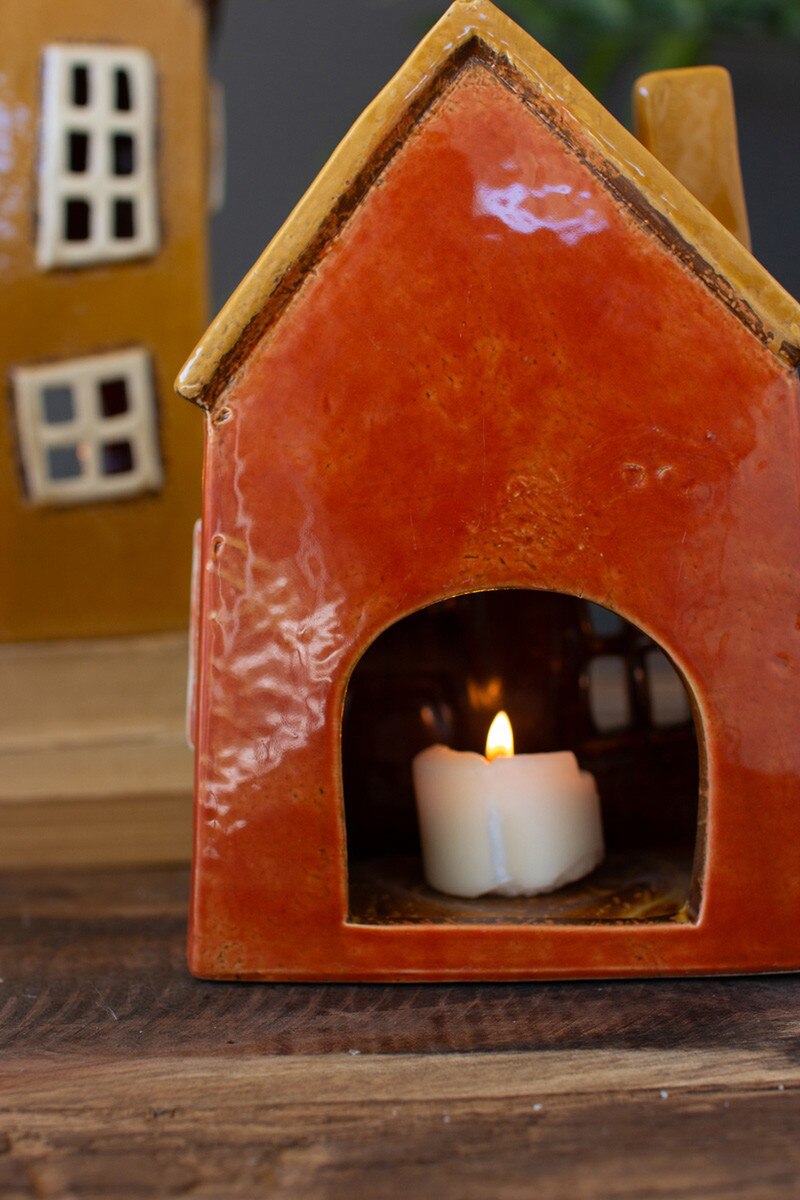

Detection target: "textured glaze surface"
[189, 56, 800, 979]
[0, 0, 208, 640]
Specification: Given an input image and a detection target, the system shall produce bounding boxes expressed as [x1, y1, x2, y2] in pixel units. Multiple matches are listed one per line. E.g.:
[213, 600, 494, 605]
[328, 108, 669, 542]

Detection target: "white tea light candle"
[412, 711, 604, 899]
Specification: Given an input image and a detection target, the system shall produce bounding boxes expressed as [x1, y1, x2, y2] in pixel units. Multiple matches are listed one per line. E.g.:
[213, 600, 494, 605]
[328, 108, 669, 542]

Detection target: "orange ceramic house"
[0, 0, 216, 641]
[179, 0, 800, 980]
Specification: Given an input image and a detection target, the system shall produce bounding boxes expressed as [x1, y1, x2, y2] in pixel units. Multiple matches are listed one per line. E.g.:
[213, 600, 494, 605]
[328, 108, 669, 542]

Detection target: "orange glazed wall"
[188, 62, 800, 979]
[0, 0, 207, 640]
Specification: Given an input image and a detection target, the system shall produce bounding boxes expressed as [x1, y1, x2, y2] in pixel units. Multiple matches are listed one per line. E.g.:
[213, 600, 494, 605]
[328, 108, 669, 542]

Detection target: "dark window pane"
[42, 386, 74, 424]
[102, 440, 134, 475]
[47, 444, 82, 480]
[113, 198, 135, 240]
[588, 655, 631, 732]
[99, 377, 129, 417]
[647, 649, 692, 729]
[114, 69, 131, 111]
[112, 133, 135, 176]
[72, 65, 89, 106]
[586, 601, 625, 638]
[64, 198, 90, 241]
[67, 131, 89, 173]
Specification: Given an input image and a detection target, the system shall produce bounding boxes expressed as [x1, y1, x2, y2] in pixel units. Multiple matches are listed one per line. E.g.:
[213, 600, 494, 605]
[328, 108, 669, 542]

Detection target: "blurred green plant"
[500, 0, 800, 95]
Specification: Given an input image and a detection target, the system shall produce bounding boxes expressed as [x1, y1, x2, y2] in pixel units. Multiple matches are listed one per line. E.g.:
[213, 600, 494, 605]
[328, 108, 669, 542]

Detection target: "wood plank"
[5, 1046, 800, 1106]
[1, 744, 192, 805]
[0, 794, 192, 868]
[0, 635, 193, 866]
[2, 866, 800, 1199]
[0, 1056, 798, 1199]
[2, 866, 800, 1059]
[0, 633, 191, 748]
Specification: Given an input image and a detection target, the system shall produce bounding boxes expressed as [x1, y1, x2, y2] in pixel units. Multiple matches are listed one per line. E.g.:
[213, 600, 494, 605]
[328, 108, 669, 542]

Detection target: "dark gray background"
[209, 1, 800, 312]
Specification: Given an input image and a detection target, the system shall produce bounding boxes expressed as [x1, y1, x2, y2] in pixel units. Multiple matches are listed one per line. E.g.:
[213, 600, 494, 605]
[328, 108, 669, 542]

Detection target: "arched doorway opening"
[342, 589, 703, 925]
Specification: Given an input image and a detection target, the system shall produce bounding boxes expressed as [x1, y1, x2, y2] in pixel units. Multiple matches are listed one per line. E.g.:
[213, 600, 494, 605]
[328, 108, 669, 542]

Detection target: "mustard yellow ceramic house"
[0, 0, 218, 641]
[0, 0, 220, 869]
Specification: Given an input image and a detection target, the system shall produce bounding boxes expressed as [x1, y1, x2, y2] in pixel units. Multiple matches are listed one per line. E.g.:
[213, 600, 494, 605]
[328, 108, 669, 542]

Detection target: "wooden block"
[0, 793, 192, 868]
[0, 633, 193, 867]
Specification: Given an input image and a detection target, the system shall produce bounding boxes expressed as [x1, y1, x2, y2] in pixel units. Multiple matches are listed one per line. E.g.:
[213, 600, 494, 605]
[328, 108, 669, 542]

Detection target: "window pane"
[47, 444, 82, 480]
[114, 69, 132, 111]
[64, 198, 91, 241]
[38, 47, 157, 268]
[113, 198, 135, 240]
[72, 65, 89, 106]
[13, 347, 160, 504]
[99, 377, 129, 417]
[102, 440, 134, 474]
[112, 133, 135, 176]
[41, 386, 74, 424]
[587, 655, 630, 732]
[67, 131, 89, 173]
[647, 649, 692, 728]
[586, 601, 625, 638]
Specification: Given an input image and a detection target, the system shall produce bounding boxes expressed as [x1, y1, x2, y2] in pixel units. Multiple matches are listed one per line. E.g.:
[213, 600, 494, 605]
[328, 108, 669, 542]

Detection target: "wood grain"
[1, 866, 799, 1198]
[0, 635, 192, 867]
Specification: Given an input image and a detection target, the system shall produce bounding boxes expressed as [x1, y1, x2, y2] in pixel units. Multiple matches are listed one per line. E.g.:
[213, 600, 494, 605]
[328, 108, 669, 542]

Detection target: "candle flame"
[486, 710, 514, 761]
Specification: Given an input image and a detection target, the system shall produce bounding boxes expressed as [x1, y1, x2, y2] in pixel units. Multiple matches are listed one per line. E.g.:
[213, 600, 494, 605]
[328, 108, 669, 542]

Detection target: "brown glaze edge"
[5, 370, 31, 503]
[193, 963, 800, 984]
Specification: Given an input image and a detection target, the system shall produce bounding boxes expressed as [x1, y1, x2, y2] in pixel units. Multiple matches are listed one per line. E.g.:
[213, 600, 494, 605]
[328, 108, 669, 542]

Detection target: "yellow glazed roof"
[177, 0, 800, 410]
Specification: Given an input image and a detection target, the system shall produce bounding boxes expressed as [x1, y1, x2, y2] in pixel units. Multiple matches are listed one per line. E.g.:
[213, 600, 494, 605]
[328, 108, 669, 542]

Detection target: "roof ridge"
[177, 0, 800, 410]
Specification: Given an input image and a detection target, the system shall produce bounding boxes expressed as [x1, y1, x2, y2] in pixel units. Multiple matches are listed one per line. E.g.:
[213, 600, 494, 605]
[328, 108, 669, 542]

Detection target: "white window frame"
[37, 44, 159, 268]
[12, 348, 162, 506]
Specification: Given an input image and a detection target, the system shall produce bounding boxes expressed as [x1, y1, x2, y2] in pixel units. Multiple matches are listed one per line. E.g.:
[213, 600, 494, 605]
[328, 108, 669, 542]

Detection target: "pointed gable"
[177, 0, 800, 412]
[193, 57, 799, 619]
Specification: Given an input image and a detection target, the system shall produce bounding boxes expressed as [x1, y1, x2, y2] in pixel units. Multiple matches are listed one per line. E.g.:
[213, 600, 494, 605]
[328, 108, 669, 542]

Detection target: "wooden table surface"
[2, 865, 800, 1199]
